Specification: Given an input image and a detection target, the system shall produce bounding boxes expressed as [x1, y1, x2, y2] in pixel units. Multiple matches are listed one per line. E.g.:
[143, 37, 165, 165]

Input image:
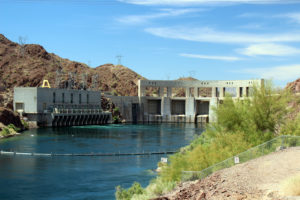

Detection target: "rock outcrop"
[0, 107, 24, 131]
[286, 78, 300, 93]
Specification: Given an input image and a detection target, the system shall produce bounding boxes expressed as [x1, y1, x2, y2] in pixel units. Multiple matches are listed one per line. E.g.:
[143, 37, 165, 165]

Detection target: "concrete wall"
[36, 88, 101, 113]
[14, 87, 38, 113]
[105, 95, 140, 122]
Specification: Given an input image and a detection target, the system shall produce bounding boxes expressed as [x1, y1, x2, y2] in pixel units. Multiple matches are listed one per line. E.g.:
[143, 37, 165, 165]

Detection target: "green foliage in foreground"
[116, 82, 296, 200]
[115, 182, 145, 200]
[7, 124, 20, 132]
[0, 124, 20, 137]
[0, 127, 10, 137]
[280, 94, 300, 136]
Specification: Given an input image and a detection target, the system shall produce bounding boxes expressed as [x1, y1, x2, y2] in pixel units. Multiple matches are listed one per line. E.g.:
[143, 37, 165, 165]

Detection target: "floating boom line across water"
[0, 150, 177, 157]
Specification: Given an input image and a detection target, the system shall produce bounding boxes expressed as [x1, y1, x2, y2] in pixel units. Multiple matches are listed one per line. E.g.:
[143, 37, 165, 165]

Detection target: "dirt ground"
[156, 147, 300, 200]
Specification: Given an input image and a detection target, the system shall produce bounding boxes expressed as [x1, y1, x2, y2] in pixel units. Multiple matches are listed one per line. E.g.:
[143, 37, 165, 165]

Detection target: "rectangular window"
[62, 93, 65, 103]
[79, 94, 82, 104]
[71, 93, 73, 104]
[53, 92, 56, 103]
[15, 103, 24, 111]
[87, 94, 89, 104]
[240, 87, 243, 97]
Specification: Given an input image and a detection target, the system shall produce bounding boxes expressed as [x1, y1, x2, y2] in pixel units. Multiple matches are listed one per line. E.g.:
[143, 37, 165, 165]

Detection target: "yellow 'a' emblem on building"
[41, 80, 51, 88]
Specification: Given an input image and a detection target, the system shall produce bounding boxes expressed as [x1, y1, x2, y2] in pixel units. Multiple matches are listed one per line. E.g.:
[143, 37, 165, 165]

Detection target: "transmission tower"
[18, 36, 27, 57]
[55, 68, 63, 88]
[81, 73, 88, 90]
[92, 74, 99, 90]
[68, 72, 76, 89]
[116, 55, 123, 65]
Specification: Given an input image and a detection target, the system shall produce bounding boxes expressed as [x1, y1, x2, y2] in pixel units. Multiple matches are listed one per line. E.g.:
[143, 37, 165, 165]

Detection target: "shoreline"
[0, 132, 21, 140]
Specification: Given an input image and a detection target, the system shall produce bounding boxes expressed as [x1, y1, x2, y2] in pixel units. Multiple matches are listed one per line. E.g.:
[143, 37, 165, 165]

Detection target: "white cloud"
[180, 53, 241, 61]
[237, 43, 300, 56]
[282, 13, 300, 24]
[119, 0, 298, 6]
[239, 64, 300, 81]
[117, 8, 199, 25]
[239, 23, 263, 29]
[145, 27, 300, 44]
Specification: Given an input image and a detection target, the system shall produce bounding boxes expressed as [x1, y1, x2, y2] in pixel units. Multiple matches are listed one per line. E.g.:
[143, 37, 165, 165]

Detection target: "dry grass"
[281, 172, 300, 196]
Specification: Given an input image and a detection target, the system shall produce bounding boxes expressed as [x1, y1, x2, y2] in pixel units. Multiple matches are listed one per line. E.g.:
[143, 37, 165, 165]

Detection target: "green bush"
[113, 107, 121, 123]
[0, 127, 11, 137]
[21, 119, 29, 130]
[7, 124, 20, 132]
[116, 182, 145, 200]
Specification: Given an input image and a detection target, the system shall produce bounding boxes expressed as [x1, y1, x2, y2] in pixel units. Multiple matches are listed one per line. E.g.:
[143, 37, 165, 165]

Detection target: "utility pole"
[116, 55, 123, 65]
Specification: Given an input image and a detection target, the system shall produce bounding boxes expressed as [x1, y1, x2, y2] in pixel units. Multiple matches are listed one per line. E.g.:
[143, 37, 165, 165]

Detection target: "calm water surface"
[0, 124, 204, 200]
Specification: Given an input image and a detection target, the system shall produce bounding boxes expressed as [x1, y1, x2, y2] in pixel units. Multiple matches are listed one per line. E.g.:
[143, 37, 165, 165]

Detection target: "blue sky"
[1, 0, 300, 86]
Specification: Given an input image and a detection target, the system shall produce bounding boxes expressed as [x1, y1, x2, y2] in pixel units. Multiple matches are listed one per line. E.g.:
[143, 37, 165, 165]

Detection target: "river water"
[0, 124, 204, 200]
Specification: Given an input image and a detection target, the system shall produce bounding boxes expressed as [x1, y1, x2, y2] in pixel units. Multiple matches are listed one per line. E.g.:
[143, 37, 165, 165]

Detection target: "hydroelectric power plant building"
[13, 87, 111, 127]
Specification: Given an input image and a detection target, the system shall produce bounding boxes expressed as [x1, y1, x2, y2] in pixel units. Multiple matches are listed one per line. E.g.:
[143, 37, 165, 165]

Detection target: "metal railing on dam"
[181, 135, 300, 182]
[0, 150, 177, 157]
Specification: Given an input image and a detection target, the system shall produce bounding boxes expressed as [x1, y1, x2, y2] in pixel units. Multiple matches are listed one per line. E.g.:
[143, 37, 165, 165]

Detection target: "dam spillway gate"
[105, 79, 264, 124]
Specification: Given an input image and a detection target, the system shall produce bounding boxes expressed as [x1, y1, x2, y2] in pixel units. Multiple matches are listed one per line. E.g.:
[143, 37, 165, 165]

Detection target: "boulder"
[0, 107, 24, 130]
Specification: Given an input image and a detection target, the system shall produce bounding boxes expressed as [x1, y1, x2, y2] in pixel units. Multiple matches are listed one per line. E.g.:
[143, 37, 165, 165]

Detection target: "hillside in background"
[286, 78, 300, 93]
[0, 34, 144, 107]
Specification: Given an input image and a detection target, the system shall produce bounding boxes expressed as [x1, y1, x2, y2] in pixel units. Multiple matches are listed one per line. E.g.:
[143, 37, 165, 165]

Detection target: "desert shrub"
[281, 173, 300, 196]
[21, 119, 29, 130]
[116, 182, 145, 200]
[160, 131, 251, 182]
[112, 107, 121, 123]
[280, 115, 300, 136]
[213, 82, 291, 145]
[0, 127, 10, 137]
[7, 124, 20, 132]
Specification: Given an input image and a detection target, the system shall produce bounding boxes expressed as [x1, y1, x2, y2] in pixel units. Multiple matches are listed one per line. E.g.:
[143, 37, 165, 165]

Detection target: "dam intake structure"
[106, 79, 264, 123]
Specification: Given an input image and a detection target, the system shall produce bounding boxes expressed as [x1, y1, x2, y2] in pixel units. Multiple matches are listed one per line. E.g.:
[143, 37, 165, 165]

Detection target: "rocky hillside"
[286, 78, 300, 93]
[0, 34, 144, 107]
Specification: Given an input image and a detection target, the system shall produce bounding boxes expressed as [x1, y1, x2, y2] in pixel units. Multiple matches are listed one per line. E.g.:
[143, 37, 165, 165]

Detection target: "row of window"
[53, 92, 89, 104]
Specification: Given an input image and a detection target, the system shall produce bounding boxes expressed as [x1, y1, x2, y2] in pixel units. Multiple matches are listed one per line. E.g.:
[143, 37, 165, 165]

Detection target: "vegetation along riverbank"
[115, 82, 300, 200]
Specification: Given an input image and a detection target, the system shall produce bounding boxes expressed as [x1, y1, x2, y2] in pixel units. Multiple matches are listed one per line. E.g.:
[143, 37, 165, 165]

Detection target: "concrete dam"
[107, 79, 264, 123]
[13, 79, 263, 126]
